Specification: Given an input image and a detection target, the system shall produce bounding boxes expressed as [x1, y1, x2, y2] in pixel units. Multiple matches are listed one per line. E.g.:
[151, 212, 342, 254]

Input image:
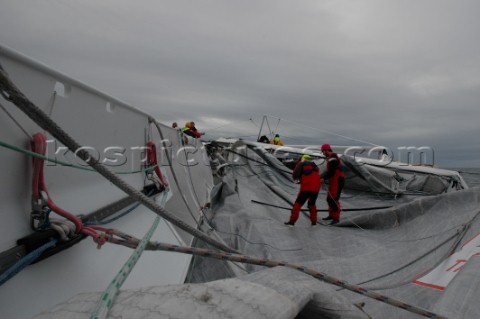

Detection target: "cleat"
[322, 216, 333, 221]
[330, 219, 339, 225]
[311, 223, 317, 227]
[284, 221, 295, 227]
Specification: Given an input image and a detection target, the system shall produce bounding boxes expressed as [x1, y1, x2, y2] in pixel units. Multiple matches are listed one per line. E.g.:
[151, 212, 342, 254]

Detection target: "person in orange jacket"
[270, 134, 284, 146]
[182, 121, 204, 138]
[320, 144, 345, 224]
[284, 154, 321, 227]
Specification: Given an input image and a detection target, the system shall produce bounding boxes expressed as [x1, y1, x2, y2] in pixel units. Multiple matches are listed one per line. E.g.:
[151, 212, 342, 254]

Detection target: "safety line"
[0, 139, 155, 174]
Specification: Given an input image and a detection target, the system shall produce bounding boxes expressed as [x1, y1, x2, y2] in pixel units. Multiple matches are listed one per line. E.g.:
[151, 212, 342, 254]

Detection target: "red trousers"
[326, 176, 345, 221]
[288, 191, 318, 224]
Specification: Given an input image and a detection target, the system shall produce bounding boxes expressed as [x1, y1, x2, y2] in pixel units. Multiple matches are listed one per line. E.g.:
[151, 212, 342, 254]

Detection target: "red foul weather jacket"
[321, 152, 345, 197]
[321, 153, 345, 181]
[292, 160, 321, 192]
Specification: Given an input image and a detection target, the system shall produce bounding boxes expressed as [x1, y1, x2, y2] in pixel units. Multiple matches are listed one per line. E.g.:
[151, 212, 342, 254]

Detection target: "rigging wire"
[249, 117, 259, 128]
[263, 114, 380, 147]
[0, 100, 32, 139]
[204, 118, 258, 132]
[273, 117, 281, 135]
[265, 116, 273, 137]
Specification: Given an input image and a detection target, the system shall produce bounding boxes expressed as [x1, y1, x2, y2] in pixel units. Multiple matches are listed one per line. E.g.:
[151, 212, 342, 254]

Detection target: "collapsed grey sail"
[188, 141, 480, 319]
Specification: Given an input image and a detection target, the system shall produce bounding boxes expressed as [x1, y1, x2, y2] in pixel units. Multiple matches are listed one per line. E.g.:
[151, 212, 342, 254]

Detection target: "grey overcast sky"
[1, 0, 479, 167]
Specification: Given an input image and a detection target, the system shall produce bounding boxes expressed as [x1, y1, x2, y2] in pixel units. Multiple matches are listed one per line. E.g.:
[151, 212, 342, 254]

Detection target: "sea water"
[456, 168, 480, 187]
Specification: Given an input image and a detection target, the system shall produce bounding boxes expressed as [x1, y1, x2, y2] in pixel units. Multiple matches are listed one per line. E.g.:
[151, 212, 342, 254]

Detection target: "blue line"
[0, 238, 58, 286]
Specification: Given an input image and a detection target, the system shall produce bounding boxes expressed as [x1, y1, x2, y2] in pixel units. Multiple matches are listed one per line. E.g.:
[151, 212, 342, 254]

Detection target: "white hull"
[0, 44, 213, 318]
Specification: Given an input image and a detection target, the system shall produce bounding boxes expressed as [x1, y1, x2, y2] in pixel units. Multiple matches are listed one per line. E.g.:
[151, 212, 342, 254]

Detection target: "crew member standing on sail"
[285, 154, 321, 227]
[320, 144, 345, 224]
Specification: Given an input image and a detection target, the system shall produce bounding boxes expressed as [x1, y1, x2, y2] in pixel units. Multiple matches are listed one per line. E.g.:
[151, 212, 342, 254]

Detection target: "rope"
[0, 138, 154, 174]
[146, 140, 169, 187]
[90, 192, 168, 319]
[0, 239, 58, 286]
[107, 238, 449, 319]
[49, 218, 77, 241]
[30, 132, 107, 246]
[0, 63, 451, 318]
[0, 63, 239, 254]
[205, 118, 256, 132]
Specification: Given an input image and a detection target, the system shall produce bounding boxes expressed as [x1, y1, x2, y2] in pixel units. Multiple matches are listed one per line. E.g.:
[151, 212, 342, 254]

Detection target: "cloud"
[1, 0, 480, 167]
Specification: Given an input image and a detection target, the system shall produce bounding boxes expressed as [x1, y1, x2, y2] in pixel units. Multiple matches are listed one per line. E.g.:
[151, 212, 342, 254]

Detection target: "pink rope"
[146, 140, 168, 187]
[31, 132, 108, 246]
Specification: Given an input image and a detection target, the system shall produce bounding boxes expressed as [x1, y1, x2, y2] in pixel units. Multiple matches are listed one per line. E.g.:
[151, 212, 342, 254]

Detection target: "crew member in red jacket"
[285, 154, 321, 227]
[182, 121, 204, 138]
[320, 144, 345, 224]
